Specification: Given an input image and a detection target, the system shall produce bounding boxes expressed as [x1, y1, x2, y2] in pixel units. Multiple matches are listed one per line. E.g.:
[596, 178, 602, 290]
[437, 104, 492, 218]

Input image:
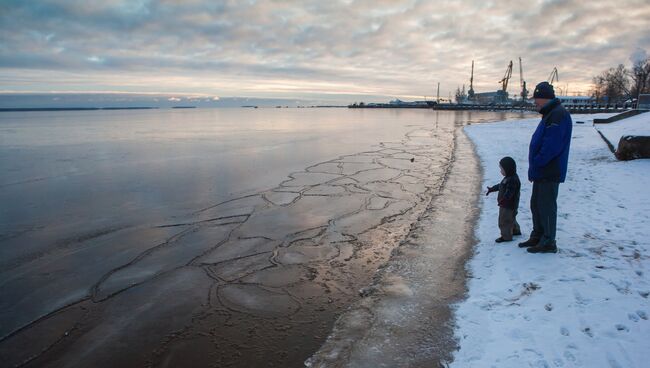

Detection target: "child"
[486, 156, 521, 242]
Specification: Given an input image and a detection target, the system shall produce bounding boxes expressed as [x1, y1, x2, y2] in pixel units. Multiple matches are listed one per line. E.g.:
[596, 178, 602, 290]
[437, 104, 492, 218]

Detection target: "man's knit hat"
[533, 81, 555, 99]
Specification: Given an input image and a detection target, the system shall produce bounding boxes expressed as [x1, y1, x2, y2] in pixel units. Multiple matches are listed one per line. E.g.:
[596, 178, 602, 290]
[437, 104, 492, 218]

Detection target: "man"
[519, 82, 572, 253]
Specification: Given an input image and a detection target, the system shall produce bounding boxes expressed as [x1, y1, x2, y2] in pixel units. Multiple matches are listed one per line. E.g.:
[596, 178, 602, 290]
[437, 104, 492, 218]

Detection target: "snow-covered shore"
[452, 113, 650, 367]
[596, 112, 650, 147]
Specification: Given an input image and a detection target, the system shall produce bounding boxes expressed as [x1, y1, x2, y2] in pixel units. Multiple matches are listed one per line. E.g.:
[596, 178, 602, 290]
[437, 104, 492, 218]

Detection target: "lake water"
[0, 108, 528, 367]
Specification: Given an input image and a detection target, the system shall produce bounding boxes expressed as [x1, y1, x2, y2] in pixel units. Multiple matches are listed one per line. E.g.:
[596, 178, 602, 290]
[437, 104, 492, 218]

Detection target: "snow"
[595, 111, 650, 147]
[452, 114, 650, 367]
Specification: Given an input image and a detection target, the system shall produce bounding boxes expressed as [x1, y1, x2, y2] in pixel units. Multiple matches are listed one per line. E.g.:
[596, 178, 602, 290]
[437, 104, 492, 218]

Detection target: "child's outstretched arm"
[485, 184, 499, 196]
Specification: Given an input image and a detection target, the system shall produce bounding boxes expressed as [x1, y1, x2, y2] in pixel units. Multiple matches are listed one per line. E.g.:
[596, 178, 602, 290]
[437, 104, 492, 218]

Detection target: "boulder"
[615, 135, 650, 160]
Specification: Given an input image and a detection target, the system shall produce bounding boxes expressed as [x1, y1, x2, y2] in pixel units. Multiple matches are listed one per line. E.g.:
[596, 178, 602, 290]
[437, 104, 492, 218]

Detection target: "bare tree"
[591, 49, 650, 104]
[607, 64, 631, 102]
[629, 49, 650, 100]
[591, 75, 606, 103]
[591, 64, 630, 103]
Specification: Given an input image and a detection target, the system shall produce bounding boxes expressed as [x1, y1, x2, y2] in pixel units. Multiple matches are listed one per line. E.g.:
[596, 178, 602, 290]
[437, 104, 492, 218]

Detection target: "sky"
[1, 0, 649, 106]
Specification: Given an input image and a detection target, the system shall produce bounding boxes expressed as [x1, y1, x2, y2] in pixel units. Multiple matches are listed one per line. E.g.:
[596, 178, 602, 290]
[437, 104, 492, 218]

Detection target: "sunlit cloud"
[0, 0, 648, 103]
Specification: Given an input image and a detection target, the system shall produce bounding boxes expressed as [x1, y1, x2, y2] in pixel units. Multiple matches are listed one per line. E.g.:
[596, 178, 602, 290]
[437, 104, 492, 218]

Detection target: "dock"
[348, 102, 636, 114]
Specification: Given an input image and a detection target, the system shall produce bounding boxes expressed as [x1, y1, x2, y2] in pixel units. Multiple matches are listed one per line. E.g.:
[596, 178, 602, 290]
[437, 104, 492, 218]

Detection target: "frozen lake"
[0, 108, 527, 367]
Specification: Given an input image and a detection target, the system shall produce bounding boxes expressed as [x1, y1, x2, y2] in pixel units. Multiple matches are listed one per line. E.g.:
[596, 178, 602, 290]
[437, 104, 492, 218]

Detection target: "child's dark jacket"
[489, 174, 521, 210]
[488, 157, 521, 210]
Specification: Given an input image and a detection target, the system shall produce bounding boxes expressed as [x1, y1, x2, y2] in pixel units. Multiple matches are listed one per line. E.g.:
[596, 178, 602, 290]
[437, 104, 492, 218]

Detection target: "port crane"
[468, 60, 475, 101]
[519, 57, 528, 101]
[499, 60, 513, 91]
[496, 60, 513, 102]
[548, 67, 559, 85]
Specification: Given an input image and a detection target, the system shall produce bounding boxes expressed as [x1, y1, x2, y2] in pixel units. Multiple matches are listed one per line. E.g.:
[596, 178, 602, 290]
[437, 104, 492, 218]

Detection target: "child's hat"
[499, 156, 517, 176]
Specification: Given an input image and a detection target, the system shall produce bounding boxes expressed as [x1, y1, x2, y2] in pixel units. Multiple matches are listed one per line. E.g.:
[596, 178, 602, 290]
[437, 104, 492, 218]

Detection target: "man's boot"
[518, 237, 539, 248]
[527, 240, 558, 253]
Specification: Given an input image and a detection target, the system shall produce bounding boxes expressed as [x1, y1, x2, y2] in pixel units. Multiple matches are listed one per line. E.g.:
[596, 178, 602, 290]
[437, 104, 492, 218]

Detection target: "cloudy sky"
[1, 0, 649, 104]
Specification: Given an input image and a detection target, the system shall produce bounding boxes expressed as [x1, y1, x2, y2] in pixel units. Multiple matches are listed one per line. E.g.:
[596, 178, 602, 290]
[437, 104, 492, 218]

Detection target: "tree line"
[591, 49, 650, 104]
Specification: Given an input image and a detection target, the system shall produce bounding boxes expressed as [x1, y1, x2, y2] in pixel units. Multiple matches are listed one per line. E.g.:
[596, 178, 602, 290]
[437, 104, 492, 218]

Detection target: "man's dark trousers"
[530, 181, 559, 244]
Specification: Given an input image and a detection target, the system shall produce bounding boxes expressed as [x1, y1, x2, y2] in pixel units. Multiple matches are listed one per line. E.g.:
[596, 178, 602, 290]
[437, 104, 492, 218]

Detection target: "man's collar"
[540, 98, 560, 116]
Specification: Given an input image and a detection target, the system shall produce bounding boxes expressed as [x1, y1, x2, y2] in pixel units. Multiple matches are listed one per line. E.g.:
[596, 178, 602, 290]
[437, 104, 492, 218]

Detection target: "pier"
[348, 102, 637, 114]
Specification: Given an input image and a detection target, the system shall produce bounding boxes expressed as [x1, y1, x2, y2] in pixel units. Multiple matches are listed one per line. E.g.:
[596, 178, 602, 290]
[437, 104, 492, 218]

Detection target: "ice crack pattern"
[0, 126, 456, 368]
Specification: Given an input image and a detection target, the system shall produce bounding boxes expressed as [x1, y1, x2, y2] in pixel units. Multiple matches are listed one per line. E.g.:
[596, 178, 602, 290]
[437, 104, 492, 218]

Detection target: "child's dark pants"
[498, 208, 520, 241]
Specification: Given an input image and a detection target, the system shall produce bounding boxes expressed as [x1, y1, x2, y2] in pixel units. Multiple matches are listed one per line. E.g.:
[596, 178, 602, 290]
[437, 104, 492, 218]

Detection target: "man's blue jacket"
[528, 98, 572, 183]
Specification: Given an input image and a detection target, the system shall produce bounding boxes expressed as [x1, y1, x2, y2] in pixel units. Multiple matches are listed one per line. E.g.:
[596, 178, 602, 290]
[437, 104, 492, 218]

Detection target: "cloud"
[0, 0, 648, 100]
[630, 48, 648, 65]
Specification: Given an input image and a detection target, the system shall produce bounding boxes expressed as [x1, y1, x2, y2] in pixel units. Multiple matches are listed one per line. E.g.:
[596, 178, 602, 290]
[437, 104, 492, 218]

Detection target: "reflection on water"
[0, 107, 530, 367]
[0, 108, 525, 264]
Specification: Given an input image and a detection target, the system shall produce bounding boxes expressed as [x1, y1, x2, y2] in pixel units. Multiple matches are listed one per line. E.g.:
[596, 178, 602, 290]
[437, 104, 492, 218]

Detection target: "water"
[2, 109, 421, 244]
[0, 108, 528, 367]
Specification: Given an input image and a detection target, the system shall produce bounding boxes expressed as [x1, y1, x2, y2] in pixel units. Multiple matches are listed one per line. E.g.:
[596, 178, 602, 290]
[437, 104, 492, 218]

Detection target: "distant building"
[474, 91, 501, 104]
[388, 99, 431, 106]
[637, 94, 650, 110]
[556, 96, 595, 106]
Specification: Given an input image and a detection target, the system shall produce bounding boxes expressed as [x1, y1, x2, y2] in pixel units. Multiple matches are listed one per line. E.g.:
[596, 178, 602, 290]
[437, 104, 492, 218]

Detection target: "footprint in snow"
[560, 327, 570, 336]
[523, 282, 541, 294]
[522, 349, 549, 368]
[607, 354, 624, 368]
[564, 350, 577, 364]
[581, 327, 594, 337]
[573, 291, 590, 306]
[615, 324, 629, 332]
[628, 313, 639, 322]
[637, 310, 647, 320]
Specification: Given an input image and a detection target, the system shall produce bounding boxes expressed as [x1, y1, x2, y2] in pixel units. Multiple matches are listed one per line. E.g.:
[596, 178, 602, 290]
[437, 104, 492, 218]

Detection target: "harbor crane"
[548, 67, 559, 85]
[496, 60, 513, 103]
[499, 60, 513, 91]
[468, 60, 475, 101]
[519, 57, 528, 101]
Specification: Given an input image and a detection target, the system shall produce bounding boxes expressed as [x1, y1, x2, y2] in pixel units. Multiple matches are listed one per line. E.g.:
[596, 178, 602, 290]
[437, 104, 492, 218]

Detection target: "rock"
[358, 286, 377, 297]
[615, 135, 650, 160]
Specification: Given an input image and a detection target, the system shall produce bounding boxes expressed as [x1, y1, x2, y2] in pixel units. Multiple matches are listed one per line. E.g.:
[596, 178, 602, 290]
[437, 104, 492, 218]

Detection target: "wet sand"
[0, 110, 526, 368]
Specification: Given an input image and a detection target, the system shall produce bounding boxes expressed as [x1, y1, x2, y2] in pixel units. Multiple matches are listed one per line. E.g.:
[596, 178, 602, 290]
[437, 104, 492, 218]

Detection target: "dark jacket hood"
[500, 156, 517, 177]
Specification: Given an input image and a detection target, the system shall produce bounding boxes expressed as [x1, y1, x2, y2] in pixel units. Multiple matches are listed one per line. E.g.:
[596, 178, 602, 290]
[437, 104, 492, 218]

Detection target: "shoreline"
[0, 107, 159, 112]
[306, 126, 482, 367]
